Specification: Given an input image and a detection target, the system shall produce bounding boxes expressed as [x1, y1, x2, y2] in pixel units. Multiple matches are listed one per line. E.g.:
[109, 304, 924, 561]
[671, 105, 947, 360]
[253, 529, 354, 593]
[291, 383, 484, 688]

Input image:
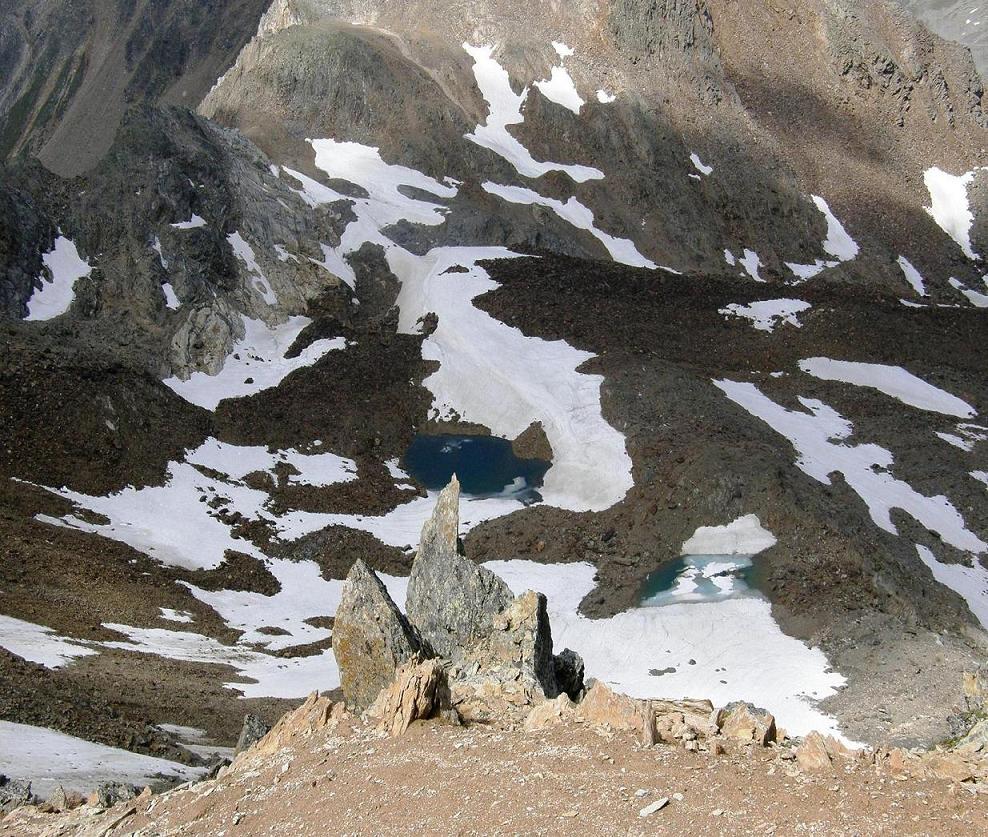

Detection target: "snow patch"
[798, 358, 976, 418]
[897, 256, 927, 296]
[483, 182, 656, 269]
[714, 380, 986, 554]
[0, 615, 98, 668]
[915, 545, 988, 629]
[924, 167, 984, 260]
[162, 283, 180, 310]
[463, 44, 603, 183]
[186, 437, 357, 486]
[25, 236, 92, 321]
[534, 42, 584, 114]
[682, 515, 778, 556]
[690, 153, 713, 176]
[152, 236, 168, 269]
[171, 214, 206, 230]
[812, 195, 859, 261]
[949, 277, 988, 307]
[596, 89, 616, 103]
[163, 316, 347, 411]
[228, 231, 277, 305]
[719, 299, 810, 332]
[0, 721, 205, 799]
[739, 249, 765, 282]
[159, 608, 193, 624]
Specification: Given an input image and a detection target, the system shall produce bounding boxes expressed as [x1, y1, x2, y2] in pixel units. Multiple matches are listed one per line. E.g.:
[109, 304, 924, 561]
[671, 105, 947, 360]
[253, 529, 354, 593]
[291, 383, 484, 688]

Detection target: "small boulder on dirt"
[716, 702, 777, 746]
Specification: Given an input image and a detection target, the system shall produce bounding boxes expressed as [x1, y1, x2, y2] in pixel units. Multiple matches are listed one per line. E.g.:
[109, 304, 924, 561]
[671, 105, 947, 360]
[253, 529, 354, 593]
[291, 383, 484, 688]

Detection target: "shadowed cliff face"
[0, 0, 271, 176]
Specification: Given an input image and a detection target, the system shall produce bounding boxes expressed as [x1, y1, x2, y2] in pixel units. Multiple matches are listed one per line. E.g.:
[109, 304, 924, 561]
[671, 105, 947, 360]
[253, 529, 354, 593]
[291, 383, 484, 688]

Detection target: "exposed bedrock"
[333, 481, 585, 718]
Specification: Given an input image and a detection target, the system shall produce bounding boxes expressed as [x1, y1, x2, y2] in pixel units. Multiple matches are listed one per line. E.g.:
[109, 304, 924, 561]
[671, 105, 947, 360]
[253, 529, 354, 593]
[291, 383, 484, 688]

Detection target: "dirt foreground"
[6, 698, 987, 837]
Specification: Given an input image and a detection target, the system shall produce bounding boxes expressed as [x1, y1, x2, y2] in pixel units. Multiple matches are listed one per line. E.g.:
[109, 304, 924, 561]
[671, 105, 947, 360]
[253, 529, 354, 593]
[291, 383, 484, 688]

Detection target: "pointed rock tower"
[405, 476, 514, 660]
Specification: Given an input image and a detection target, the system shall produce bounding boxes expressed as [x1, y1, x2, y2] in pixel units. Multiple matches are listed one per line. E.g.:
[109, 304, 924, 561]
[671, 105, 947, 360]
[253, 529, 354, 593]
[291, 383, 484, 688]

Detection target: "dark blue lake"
[402, 434, 550, 501]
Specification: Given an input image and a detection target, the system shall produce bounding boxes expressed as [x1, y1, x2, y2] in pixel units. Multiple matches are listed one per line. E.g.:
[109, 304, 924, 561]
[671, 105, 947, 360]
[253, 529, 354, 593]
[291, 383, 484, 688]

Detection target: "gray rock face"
[405, 476, 514, 660]
[463, 589, 558, 699]
[234, 713, 271, 755]
[0, 775, 33, 812]
[95, 782, 138, 808]
[333, 559, 426, 712]
[553, 648, 586, 701]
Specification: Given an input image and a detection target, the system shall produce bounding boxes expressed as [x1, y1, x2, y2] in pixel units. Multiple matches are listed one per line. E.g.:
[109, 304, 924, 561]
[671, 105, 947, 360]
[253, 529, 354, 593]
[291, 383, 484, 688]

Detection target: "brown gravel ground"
[6, 714, 988, 836]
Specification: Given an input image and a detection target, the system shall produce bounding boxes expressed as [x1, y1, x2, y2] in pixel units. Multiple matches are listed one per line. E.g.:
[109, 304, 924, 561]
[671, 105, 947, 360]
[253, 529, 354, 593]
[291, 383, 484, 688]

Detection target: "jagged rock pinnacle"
[332, 559, 425, 713]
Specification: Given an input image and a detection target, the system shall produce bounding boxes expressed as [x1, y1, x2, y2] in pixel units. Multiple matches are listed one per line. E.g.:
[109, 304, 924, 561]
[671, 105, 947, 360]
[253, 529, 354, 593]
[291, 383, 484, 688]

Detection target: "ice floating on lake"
[715, 379, 987, 554]
[163, 315, 347, 411]
[0, 615, 98, 668]
[0, 721, 205, 799]
[719, 298, 810, 332]
[25, 236, 92, 321]
[799, 358, 976, 418]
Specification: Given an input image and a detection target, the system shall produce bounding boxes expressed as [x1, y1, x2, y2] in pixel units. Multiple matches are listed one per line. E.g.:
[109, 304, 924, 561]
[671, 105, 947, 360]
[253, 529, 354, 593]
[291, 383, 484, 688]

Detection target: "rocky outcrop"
[332, 559, 426, 713]
[575, 681, 658, 744]
[715, 702, 777, 746]
[461, 590, 557, 697]
[795, 731, 853, 772]
[250, 692, 348, 758]
[553, 649, 586, 702]
[405, 477, 514, 660]
[234, 714, 270, 755]
[0, 775, 33, 813]
[334, 479, 583, 727]
[367, 657, 450, 737]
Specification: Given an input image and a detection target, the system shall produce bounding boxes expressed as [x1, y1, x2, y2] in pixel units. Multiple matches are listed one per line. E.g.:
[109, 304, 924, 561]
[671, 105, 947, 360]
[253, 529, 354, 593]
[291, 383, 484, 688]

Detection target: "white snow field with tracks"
[0, 722, 206, 798]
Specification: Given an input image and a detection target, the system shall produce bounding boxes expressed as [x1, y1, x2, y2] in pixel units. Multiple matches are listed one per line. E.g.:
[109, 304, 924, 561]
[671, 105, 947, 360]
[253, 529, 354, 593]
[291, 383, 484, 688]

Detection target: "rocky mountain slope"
[1, 0, 988, 808]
